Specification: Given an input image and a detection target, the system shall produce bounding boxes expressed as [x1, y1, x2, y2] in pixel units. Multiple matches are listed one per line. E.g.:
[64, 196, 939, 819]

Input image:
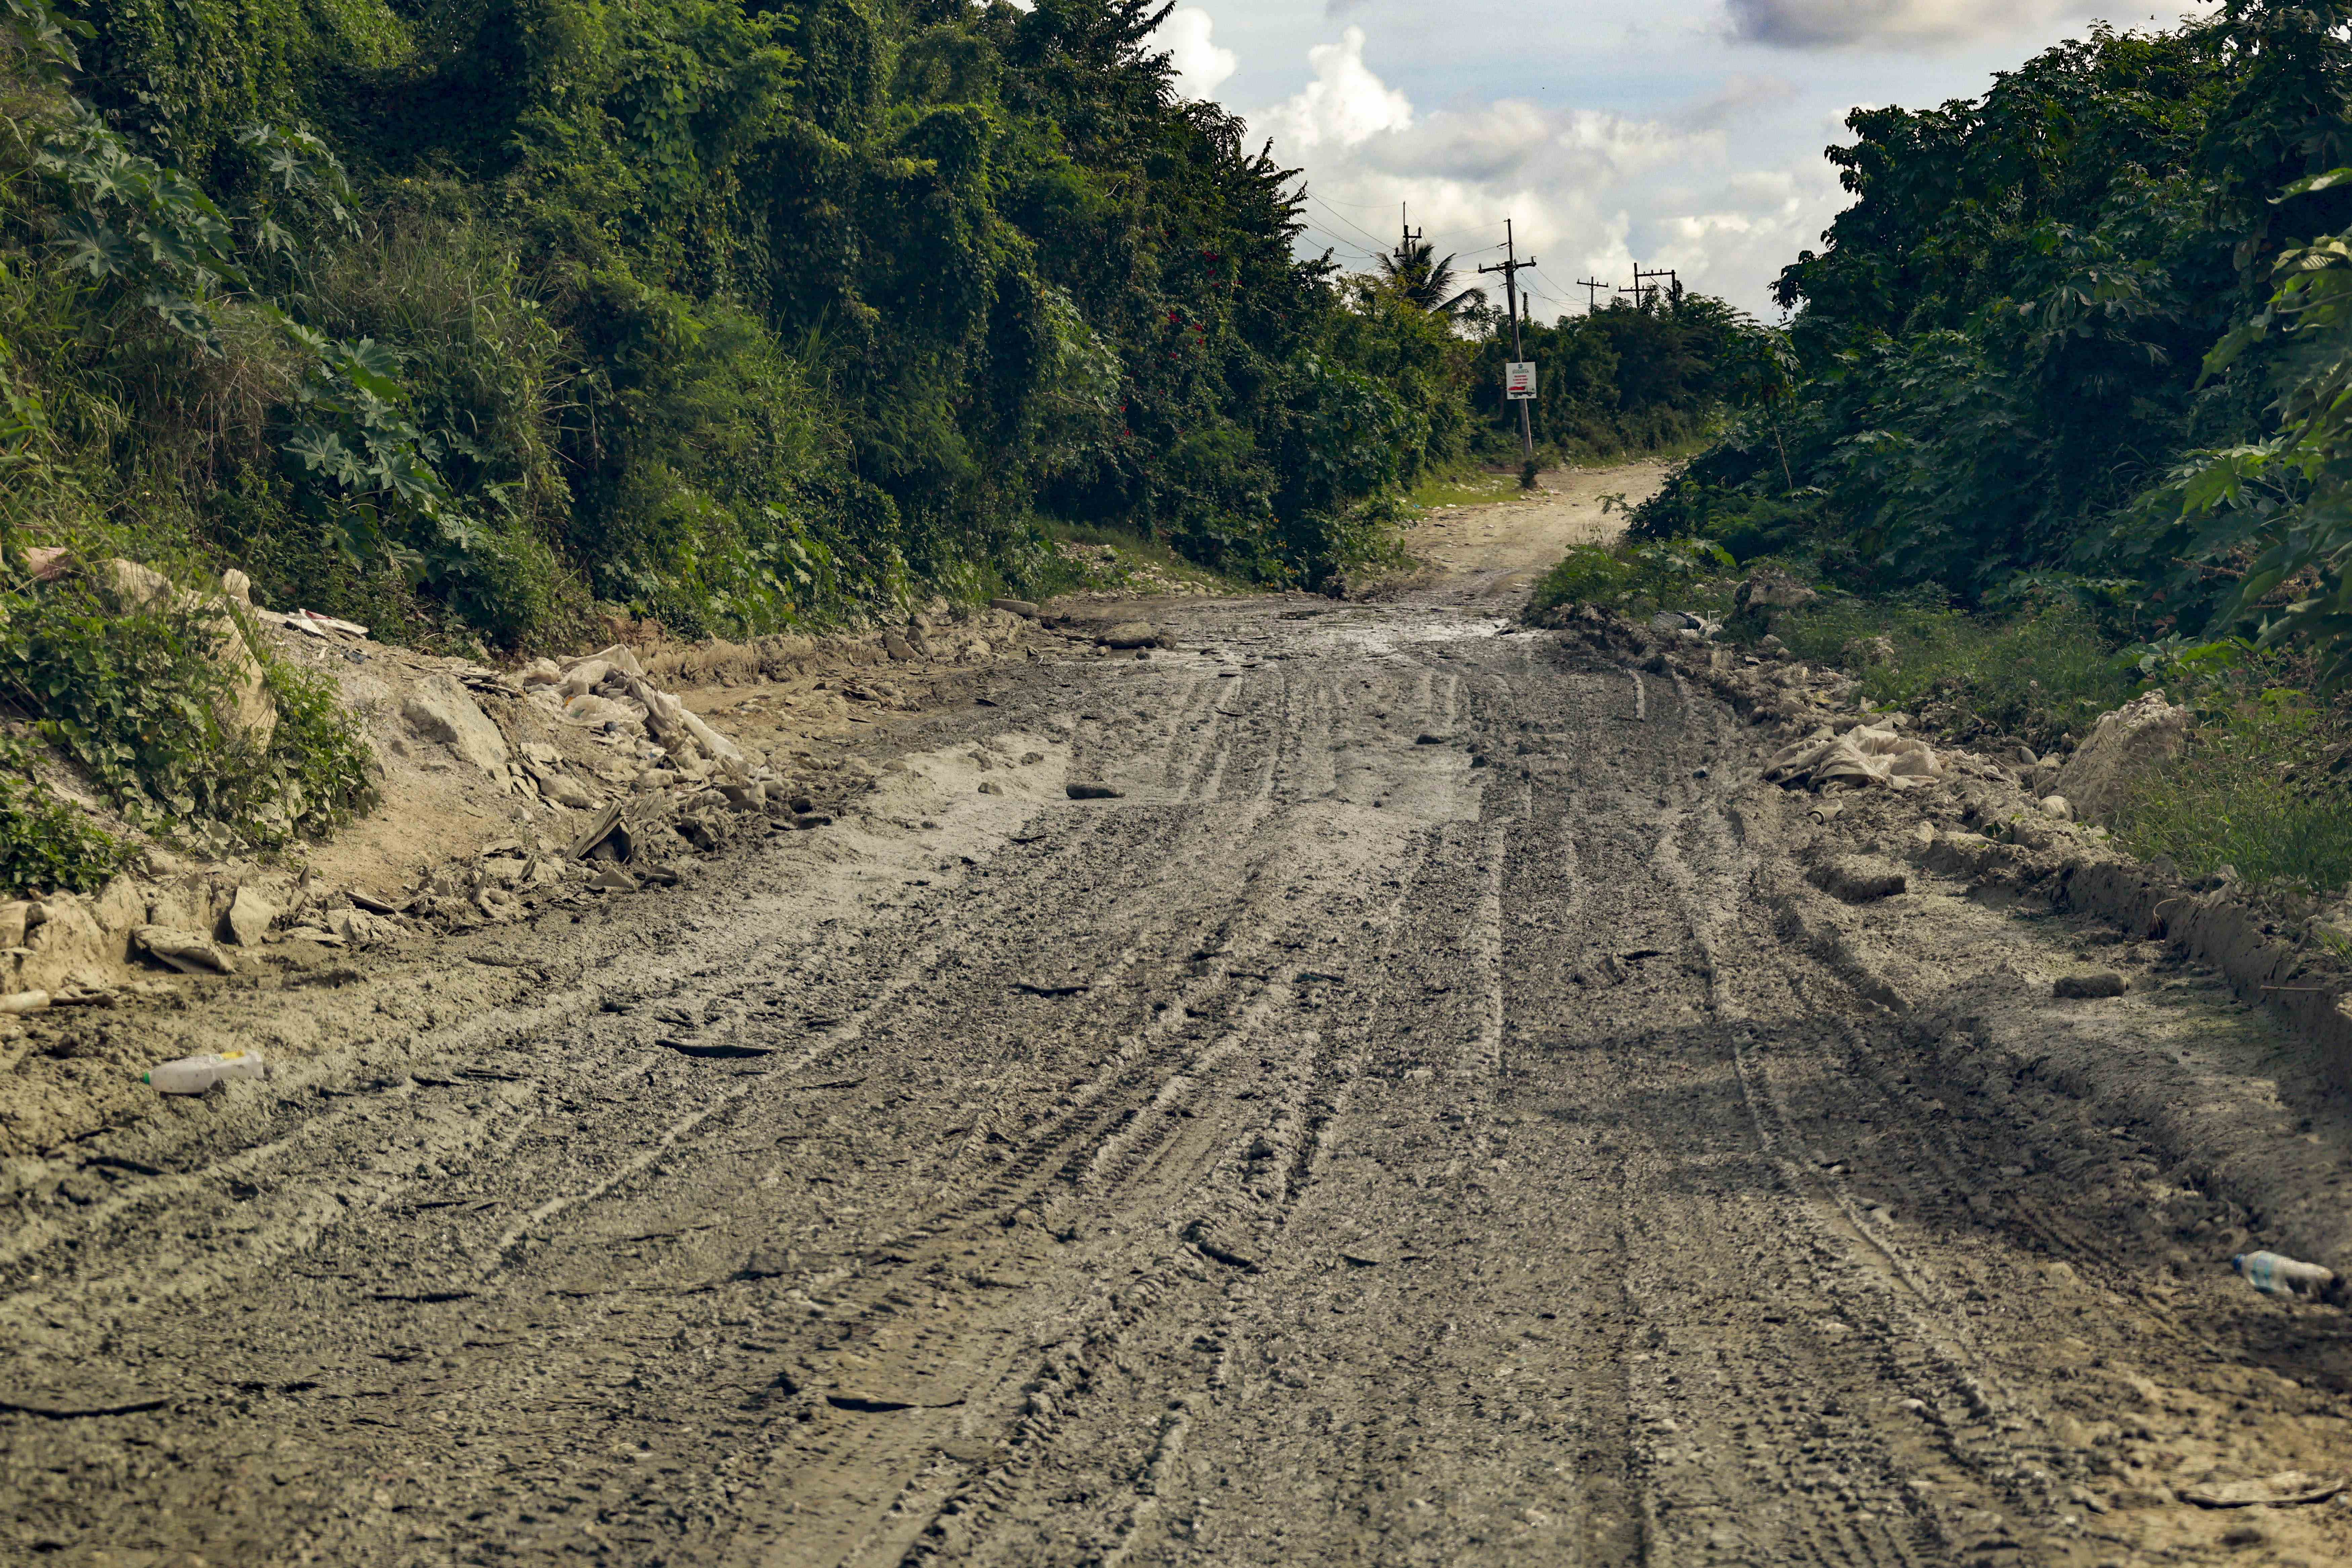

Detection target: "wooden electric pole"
[1577, 277, 1608, 311]
[1630, 265, 1678, 308]
[1478, 219, 1538, 465]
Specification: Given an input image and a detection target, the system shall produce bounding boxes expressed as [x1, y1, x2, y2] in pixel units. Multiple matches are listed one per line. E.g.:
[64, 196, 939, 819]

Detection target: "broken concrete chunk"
[223, 886, 275, 946]
[402, 674, 511, 775]
[2052, 971, 2126, 1000]
[2052, 690, 2185, 823]
[132, 925, 236, 975]
[0, 990, 49, 1016]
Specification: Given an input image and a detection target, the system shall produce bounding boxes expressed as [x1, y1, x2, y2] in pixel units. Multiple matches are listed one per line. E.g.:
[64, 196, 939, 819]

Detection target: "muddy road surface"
[9, 518, 2352, 1565]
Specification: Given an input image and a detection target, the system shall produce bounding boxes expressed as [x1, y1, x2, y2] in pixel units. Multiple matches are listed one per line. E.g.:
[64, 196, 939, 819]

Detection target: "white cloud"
[1722, 0, 2100, 49]
[1250, 32, 1838, 312]
[1154, 8, 1238, 101]
[1256, 27, 1414, 150]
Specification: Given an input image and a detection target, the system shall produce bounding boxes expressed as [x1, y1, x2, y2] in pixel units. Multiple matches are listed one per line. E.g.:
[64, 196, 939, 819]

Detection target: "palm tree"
[1377, 237, 1486, 319]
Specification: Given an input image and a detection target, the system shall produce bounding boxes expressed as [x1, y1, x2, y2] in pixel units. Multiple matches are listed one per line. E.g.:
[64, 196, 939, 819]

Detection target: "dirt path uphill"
[7, 485, 2352, 1564]
[1399, 459, 1673, 600]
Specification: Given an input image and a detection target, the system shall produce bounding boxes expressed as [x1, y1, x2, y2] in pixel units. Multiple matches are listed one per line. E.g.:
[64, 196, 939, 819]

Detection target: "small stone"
[977, 780, 1003, 795]
[1066, 782, 1124, 800]
[1096, 621, 1159, 649]
[2040, 794, 2073, 820]
[883, 632, 917, 661]
[587, 865, 639, 893]
[224, 886, 275, 946]
[2053, 971, 2126, 999]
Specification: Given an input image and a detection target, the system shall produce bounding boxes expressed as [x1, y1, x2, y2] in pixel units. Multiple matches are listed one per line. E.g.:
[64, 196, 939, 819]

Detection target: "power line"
[1305, 194, 1396, 253]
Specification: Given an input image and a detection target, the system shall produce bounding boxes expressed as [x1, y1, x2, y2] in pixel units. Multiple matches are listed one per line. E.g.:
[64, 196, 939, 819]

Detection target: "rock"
[132, 925, 236, 975]
[1808, 856, 1908, 903]
[224, 885, 275, 946]
[0, 901, 28, 949]
[2039, 794, 2073, 820]
[719, 781, 766, 814]
[587, 864, 639, 893]
[221, 568, 254, 605]
[883, 632, 917, 661]
[787, 793, 815, 815]
[1734, 567, 1818, 623]
[2051, 690, 2187, 823]
[1757, 634, 1788, 656]
[0, 990, 48, 1015]
[1096, 621, 1159, 649]
[2180, 1471, 2345, 1509]
[1843, 635, 1896, 666]
[99, 558, 277, 746]
[402, 674, 511, 775]
[531, 767, 597, 810]
[990, 598, 1040, 618]
[1066, 782, 1124, 800]
[2053, 971, 2126, 999]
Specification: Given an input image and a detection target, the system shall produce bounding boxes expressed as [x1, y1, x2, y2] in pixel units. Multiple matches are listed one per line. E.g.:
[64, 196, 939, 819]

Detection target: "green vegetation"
[0, 744, 126, 894]
[0, 0, 1473, 647]
[0, 0, 1502, 890]
[1578, 1, 2352, 891]
[2111, 683, 2352, 889]
[1468, 293, 1759, 465]
[1531, 538, 1734, 620]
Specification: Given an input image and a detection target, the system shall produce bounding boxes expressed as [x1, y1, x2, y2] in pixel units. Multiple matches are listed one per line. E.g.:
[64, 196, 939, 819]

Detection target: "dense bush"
[1468, 291, 1761, 463]
[0, 0, 1471, 649]
[1630, 3, 2352, 644]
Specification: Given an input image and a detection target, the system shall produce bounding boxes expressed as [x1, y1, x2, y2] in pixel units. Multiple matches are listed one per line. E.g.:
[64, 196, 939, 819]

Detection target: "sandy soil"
[1400, 460, 1675, 598]
[5, 465, 2352, 1566]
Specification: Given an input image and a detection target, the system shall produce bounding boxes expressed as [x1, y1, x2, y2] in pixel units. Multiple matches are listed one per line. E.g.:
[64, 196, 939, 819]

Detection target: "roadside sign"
[1505, 361, 1537, 400]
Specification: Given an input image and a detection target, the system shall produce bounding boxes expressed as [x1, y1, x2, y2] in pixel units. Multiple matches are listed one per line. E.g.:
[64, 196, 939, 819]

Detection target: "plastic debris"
[2232, 1250, 2337, 1299]
[1763, 725, 1942, 792]
[144, 1049, 267, 1094]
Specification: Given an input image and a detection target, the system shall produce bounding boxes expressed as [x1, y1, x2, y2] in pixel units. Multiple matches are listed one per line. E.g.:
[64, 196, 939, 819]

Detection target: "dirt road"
[8, 482, 2352, 1566]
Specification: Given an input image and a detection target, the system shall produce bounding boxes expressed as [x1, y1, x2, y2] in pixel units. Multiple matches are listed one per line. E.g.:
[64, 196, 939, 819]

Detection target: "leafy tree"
[1374, 237, 1485, 320]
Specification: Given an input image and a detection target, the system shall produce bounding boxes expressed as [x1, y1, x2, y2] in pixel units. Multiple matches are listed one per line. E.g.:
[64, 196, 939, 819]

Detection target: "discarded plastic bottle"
[2232, 1251, 2337, 1299]
[143, 1050, 267, 1095]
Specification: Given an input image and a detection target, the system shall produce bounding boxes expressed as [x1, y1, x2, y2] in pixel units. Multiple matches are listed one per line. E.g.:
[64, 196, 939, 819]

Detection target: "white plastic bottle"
[143, 1050, 267, 1095]
[2233, 1251, 2337, 1299]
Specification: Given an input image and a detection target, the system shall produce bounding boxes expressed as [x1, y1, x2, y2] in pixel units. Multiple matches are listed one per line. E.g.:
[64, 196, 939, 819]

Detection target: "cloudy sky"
[1150, 0, 2207, 317]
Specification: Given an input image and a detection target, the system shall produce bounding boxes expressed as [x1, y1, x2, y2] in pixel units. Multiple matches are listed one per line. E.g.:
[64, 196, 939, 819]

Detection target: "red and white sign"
[1505, 361, 1538, 400]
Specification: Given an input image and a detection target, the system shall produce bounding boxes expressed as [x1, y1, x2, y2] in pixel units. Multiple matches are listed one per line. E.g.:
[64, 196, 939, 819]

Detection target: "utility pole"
[1631, 265, 1678, 308]
[1576, 277, 1608, 311]
[1400, 203, 1421, 255]
[1478, 218, 1538, 465]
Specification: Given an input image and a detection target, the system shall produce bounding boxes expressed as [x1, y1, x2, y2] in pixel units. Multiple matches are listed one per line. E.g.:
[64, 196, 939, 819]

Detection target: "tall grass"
[2110, 691, 2352, 891]
[1773, 598, 2137, 748]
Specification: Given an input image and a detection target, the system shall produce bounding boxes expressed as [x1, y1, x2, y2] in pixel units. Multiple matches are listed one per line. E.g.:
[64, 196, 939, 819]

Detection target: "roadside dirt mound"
[0, 595, 1201, 1155]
